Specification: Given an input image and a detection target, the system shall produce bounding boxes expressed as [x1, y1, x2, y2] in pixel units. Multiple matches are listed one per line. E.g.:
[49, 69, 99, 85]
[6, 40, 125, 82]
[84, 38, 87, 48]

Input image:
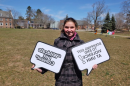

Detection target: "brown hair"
[61, 17, 78, 33]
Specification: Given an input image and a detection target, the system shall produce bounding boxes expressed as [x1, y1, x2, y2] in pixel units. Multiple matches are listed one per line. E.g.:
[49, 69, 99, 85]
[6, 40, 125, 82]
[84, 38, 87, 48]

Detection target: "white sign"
[30, 42, 66, 73]
[72, 39, 110, 75]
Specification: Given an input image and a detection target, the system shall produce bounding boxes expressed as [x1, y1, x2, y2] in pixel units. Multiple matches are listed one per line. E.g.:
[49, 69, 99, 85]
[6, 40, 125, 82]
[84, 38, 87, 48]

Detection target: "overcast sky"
[0, 0, 124, 21]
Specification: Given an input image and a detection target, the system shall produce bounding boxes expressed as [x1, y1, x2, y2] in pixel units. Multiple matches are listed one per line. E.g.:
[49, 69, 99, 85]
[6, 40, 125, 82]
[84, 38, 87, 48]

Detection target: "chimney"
[9, 10, 11, 13]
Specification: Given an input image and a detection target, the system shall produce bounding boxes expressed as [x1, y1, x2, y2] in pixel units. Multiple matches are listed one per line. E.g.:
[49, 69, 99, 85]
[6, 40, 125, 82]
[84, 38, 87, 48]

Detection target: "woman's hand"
[92, 64, 98, 70]
[31, 65, 42, 73]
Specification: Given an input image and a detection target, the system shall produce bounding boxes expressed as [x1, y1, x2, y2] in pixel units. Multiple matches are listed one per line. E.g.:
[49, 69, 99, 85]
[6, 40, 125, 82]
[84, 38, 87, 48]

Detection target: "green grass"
[0, 28, 130, 86]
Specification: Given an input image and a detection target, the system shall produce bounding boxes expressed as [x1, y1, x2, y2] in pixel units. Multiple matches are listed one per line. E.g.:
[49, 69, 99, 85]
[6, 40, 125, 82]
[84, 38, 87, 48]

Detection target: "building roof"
[76, 20, 84, 25]
[60, 20, 84, 26]
[0, 10, 13, 18]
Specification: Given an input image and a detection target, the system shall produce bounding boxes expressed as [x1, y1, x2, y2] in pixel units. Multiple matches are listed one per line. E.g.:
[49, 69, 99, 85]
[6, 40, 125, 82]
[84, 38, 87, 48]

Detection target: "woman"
[32, 17, 98, 86]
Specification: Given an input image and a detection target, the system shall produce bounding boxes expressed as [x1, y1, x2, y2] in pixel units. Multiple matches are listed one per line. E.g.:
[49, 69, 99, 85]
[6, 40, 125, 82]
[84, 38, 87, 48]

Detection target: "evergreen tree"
[111, 14, 116, 31]
[34, 9, 43, 24]
[64, 14, 68, 20]
[35, 9, 42, 19]
[66, 14, 68, 19]
[26, 6, 33, 21]
[102, 12, 112, 33]
[18, 16, 24, 20]
[36, 9, 42, 15]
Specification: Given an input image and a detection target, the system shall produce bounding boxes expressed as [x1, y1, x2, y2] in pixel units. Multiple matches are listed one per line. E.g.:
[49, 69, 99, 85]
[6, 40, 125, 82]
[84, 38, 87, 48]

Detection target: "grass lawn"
[96, 30, 130, 36]
[114, 32, 130, 36]
[0, 28, 130, 86]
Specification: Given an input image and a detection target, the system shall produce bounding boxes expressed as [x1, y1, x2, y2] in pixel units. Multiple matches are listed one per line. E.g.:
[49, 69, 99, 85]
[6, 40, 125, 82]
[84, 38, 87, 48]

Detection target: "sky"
[0, 0, 124, 21]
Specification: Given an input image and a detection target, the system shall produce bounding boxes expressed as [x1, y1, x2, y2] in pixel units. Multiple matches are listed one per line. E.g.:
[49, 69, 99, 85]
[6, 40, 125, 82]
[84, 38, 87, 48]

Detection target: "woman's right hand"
[31, 65, 42, 73]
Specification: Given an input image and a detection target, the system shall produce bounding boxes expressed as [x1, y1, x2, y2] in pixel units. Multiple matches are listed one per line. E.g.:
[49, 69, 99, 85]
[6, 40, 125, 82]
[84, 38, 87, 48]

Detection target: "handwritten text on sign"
[30, 42, 66, 73]
[72, 39, 110, 75]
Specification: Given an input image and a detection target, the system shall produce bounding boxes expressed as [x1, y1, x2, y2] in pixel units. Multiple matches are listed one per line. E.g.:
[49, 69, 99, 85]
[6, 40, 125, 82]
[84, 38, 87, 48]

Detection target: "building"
[50, 21, 60, 29]
[76, 20, 86, 29]
[16, 20, 44, 29]
[28, 21, 44, 29]
[16, 20, 27, 28]
[0, 10, 13, 28]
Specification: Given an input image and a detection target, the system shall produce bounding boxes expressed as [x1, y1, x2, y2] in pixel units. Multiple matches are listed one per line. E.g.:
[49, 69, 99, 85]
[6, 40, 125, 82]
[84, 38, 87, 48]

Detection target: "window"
[0, 18, 3, 21]
[5, 19, 8, 21]
[6, 23, 8, 26]
[10, 23, 11, 26]
[9, 19, 12, 21]
[0, 22, 3, 26]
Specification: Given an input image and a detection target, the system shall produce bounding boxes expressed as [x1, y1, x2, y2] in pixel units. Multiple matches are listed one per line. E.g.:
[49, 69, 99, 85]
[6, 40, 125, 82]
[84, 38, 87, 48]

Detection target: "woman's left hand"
[92, 64, 98, 70]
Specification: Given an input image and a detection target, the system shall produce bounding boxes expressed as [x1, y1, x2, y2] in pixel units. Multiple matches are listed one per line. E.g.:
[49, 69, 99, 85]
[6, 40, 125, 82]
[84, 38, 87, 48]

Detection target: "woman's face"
[64, 21, 76, 38]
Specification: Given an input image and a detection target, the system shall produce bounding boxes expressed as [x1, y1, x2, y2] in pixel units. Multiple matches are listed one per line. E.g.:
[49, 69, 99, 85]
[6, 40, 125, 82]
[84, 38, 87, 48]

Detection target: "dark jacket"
[41, 32, 84, 86]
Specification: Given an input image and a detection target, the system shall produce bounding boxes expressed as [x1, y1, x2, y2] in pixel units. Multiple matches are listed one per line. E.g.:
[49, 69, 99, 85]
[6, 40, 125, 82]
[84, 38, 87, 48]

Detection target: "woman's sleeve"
[40, 38, 59, 74]
[40, 68, 48, 74]
[80, 40, 85, 44]
[53, 38, 59, 47]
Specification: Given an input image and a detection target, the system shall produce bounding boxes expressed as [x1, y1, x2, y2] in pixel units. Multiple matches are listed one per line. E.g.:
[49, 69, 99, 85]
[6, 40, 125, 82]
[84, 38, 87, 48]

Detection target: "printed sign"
[30, 42, 66, 73]
[72, 39, 110, 75]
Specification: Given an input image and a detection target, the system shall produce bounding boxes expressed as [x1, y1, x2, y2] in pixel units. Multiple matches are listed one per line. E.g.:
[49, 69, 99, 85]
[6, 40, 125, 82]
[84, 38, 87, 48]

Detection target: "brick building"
[0, 10, 13, 28]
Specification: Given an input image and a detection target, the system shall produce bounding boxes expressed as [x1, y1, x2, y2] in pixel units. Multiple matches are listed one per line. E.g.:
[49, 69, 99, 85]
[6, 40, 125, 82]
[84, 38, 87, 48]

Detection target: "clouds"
[100, 13, 106, 18]
[58, 11, 64, 15]
[50, 11, 66, 20]
[42, 8, 51, 13]
[100, 12, 118, 19]
[106, 2, 121, 6]
[79, 4, 92, 9]
[0, 4, 13, 10]
[45, 9, 50, 12]
[41, 7, 65, 20]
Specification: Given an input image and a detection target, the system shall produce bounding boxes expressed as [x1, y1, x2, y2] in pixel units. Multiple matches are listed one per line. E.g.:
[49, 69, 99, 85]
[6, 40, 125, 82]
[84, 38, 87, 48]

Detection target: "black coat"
[41, 33, 84, 86]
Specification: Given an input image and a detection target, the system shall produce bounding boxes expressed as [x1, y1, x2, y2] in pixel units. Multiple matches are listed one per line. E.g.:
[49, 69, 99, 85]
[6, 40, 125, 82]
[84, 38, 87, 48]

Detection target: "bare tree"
[115, 12, 125, 31]
[121, 0, 130, 31]
[90, 0, 107, 30]
[32, 9, 54, 29]
[47, 15, 55, 28]
[87, 12, 94, 30]
[82, 18, 88, 29]
[6, 8, 21, 28]
[122, 0, 130, 14]
[82, 12, 94, 31]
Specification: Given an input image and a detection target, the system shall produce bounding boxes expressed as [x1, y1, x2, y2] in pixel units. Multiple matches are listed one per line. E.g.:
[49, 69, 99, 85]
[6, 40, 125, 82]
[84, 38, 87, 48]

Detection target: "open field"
[0, 28, 130, 86]
[114, 32, 130, 36]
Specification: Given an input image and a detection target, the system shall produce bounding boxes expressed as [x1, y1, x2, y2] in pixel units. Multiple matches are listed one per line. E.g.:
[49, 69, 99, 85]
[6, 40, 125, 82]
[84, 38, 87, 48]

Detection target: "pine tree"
[66, 14, 68, 19]
[36, 9, 42, 15]
[35, 9, 42, 19]
[34, 9, 43, 24]
[26, 6, 33, 21]
[111, 14, 116, 31]
[102, 12, 111, 33]
[64, 14, 68, 20]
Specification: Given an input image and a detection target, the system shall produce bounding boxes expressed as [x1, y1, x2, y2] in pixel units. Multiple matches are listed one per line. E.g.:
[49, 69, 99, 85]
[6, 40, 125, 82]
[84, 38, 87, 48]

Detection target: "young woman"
[32, 17, 98, 86]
